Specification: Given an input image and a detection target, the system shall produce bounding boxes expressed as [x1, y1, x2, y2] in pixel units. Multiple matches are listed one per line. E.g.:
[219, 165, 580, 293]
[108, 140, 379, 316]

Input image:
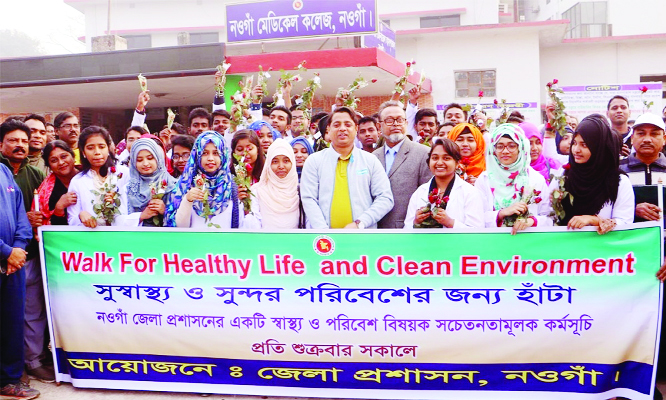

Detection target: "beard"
[387, 133, 405, 144]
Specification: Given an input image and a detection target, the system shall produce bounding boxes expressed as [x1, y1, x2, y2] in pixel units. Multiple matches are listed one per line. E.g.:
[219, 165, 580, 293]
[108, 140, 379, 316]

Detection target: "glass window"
[420, 15, 461, 29]
[123, 35, 152, 49]
[454, 69, 496, 99]
[189, 32, 219, 44]
[593, 2, 607, 23]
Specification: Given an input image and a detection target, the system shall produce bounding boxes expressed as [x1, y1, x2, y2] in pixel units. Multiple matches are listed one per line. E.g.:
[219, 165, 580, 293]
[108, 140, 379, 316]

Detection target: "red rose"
[428, 194, 437, 204]
[162, 179, 167, 187]
[512, 194, 517, 199]
[411, 61, 416, 65]
[117, 173, 123, 179]
[494, 99, 499, 105]
[371, 79, 377, 83]
[640, 86, 649, 93]
[110, 166, 117, 174]
[520, 186, 525, 195]
[534, 190, 541, 196]
[406, 62, 411, 67]
[553, 79, 558, 84]
[562, 163, 570, 170]
[442, 196, 449, 203]
[242, 92, 247, 98]
[546, 82, 552, 88]
[245, 163, 253, 173]
[478, 90, 484, 98]
[535, 197, 542, 203]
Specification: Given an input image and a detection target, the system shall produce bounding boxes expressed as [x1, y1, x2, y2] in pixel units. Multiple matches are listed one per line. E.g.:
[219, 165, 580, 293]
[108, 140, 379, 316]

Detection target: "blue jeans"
[0, 267, 26, 387]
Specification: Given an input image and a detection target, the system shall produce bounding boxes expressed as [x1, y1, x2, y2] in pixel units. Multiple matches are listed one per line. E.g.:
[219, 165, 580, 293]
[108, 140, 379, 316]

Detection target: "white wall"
[398, 29, 542, 122]
[608, 0, 666, 36]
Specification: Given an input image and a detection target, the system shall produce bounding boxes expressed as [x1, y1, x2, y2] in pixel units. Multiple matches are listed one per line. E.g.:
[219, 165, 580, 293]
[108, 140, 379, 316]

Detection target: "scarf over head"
[562, 114, 620, 221]
[290, 137, 314, 179]
[486, 123, 531, 211]
[164, 131, 234, 227]
[251, 139, 300, 229]
[126, 138, 176, 213]
[520, 121, 561, 182]
[248, 120, 282, 141]
[447, 123, 486, 177]
[555, 125, 575, 155]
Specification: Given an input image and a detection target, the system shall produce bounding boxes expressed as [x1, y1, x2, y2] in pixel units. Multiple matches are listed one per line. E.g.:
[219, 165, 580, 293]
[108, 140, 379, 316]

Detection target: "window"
[189, 32, 219, 44]
[563, 1, 608, 39]
[420, 15, 461, 29]
[123, 35, 152, 49]
[454, 70, 496, 98]
[381, 19, 390, 27]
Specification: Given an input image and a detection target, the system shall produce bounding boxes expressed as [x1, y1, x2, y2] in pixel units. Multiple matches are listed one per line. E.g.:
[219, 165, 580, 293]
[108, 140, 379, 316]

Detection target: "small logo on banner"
[292, 0, 303, 11]
[314, 235, 334, 256]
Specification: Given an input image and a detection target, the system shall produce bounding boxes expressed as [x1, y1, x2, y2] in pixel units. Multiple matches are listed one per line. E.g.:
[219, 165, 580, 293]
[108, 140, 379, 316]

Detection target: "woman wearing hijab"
[140, 133, 173, 174]
[248, 120, 280, 155]
[519, 121, 561, 184]
[447, 123, 486, 185]
[290, 137, 314, 181]
[246, 139, 304, 229]
[165, 131, 250, 229]
[475, 123, 552, 234]
[125, 138, 176, 227]
[549, 114, 634, 232]
[404, 138, 484, 229]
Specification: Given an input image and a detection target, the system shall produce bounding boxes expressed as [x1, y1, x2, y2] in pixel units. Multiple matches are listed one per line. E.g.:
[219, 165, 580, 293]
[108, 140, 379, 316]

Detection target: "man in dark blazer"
[373, 101, 432, 228]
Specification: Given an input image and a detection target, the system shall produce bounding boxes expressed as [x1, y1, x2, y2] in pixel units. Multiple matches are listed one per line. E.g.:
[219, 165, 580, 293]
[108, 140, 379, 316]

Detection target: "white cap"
[633, 113, 665, 131]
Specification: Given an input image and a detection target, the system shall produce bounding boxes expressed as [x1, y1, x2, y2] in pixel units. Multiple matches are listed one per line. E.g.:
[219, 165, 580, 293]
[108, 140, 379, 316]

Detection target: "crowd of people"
[1, 70, 666, 399]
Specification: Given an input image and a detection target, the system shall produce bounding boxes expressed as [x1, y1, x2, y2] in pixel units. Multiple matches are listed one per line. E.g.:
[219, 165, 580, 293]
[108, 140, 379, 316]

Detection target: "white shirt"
[67, 165, 131, 227]
[542, 137, 569, 165]
[547, 172, 635, 225]
[175, 198, 253, 229]
[404, 176, 485, 229]
[475, 167, 554, 228]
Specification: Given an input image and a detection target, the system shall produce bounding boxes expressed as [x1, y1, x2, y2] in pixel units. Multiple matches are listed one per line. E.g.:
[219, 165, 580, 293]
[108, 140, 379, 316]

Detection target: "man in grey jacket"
[300, 107, 394, 229]
[373, 101, 432, 229]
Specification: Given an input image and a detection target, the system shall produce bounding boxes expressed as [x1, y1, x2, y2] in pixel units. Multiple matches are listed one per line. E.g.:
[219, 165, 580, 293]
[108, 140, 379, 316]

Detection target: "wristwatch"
[354, 219, 365, 229]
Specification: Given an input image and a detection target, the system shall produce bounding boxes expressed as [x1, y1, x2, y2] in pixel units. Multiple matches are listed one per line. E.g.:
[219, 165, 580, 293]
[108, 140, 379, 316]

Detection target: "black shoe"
[26, 365, 55, 383]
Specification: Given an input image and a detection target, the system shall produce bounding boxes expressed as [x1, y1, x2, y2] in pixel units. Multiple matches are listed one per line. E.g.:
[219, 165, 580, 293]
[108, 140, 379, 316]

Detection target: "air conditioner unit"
[499, 3, 509, 13]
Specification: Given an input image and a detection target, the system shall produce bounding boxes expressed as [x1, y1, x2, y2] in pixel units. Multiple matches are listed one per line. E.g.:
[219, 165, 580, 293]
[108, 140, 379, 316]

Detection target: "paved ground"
[15, 379, 666, 399]
[25, 380, 365, 400]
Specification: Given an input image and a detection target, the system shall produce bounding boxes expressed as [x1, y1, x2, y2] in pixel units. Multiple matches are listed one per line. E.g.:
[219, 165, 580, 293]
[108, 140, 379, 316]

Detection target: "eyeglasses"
[381, 117, 406, 125]
[59, 124, 80, 130]
[172, 153, 191, 161]
[495, 143, 519, 152]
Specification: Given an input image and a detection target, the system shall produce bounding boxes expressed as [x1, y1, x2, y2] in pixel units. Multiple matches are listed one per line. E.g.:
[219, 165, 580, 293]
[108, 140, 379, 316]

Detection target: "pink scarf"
[250, 139, 300, 229]
[520, 122, 561, 182]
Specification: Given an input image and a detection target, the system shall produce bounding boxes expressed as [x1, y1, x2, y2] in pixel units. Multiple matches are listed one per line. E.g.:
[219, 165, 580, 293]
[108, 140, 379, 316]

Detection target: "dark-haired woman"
[404, 138, 484, 229]
[34, 140, 78, 225]
[231, 129, 265, 204]
[67, 126, 129, 227]
[549, 114, 634, 233]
